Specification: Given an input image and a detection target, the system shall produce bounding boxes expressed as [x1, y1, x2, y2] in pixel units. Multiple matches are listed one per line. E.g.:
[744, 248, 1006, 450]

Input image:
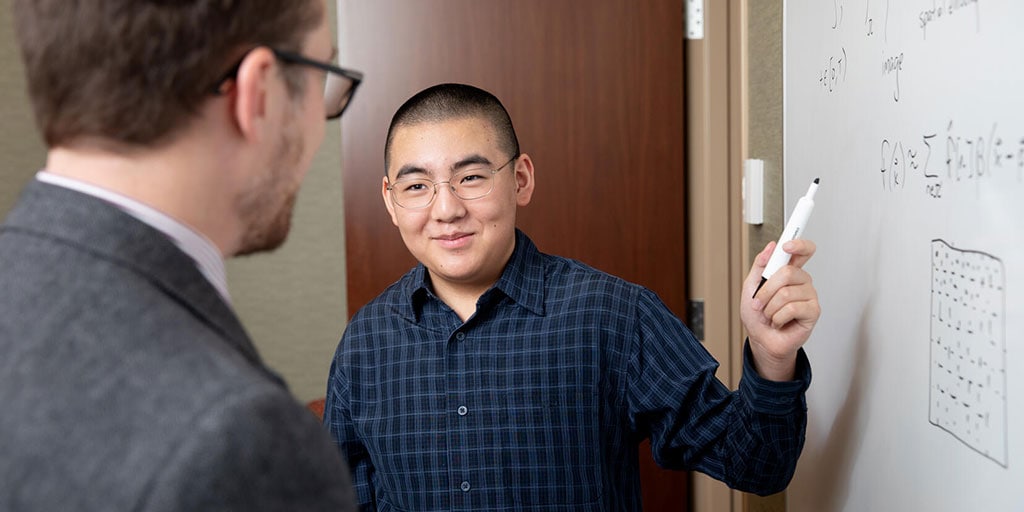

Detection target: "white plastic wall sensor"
[743, 159, 764, 225]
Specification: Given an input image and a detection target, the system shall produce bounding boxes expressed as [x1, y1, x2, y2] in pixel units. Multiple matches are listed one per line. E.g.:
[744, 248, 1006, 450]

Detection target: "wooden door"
[337, 1, 687, 510]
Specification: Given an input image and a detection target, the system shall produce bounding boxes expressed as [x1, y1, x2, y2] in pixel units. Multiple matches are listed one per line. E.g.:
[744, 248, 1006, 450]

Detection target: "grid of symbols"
[929, 239, 1007, 467]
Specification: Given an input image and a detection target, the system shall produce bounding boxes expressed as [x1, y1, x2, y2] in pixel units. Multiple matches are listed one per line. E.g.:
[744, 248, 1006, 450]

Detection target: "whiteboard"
[783, 1, 1024, 510]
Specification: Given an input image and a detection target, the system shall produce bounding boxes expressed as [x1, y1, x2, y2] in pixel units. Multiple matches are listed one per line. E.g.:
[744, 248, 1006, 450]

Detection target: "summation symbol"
[929, 239, 1007, 467]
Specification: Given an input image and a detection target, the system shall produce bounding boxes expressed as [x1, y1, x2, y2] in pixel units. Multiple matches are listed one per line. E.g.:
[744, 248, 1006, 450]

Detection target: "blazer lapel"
[2, 180, 284, 386]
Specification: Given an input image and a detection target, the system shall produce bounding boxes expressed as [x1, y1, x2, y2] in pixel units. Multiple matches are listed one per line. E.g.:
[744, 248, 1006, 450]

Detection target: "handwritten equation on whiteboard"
[879, 122, 1024, 198]
[929, 239, 1007, 467]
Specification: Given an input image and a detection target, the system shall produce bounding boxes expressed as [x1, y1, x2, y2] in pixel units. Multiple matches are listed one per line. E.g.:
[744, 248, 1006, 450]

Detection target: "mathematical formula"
[879, 121, 1024, 198]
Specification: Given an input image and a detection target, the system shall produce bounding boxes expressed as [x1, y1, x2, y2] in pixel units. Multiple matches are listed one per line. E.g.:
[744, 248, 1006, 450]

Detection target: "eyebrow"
[393, 165, 428, 181]
[452, 154, 492, 170]
[393, 154, 494, 181]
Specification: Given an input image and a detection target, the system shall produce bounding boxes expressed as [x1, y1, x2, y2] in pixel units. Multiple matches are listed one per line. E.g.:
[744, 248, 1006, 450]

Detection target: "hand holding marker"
[753, 178, 819, 297]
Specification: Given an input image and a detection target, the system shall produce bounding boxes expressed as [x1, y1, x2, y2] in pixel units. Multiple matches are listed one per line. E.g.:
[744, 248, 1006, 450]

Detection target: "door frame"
[687, 1, 782, 511]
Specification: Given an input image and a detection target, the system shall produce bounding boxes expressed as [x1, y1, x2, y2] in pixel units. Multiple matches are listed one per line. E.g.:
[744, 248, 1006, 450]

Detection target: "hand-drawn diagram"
[929, 239, 1007, 467]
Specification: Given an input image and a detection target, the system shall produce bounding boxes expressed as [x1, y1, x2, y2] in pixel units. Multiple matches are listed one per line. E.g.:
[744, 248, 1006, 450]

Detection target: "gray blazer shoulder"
[0, 181, 354, 511]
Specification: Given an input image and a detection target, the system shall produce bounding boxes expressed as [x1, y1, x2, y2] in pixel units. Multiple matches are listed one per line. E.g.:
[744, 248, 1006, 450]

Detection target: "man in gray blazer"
[0, 1, 361, 510]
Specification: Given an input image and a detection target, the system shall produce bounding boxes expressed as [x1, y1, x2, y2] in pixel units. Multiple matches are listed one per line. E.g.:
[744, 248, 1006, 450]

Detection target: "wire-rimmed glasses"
[387, 154, 519, 209]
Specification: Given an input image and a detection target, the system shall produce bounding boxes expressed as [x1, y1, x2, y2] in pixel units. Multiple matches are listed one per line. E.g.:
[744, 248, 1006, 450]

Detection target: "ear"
[513, 153, 536, 206]
[382, 175, 400, 226]
[231, 47, 278, 142]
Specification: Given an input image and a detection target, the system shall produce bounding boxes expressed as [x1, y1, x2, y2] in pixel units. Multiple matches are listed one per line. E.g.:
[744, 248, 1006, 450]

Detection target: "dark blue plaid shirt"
[325, 230, 810, 511]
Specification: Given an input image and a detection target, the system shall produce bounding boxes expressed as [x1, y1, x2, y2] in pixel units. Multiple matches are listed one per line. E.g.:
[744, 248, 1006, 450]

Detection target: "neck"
[429, 234, 518, 322]
[429, 244, 516, 322]
[44, 128, 245, 257]
[430, 278, 494, 322]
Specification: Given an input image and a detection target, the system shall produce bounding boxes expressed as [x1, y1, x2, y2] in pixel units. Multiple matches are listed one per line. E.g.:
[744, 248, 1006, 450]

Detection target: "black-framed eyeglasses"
[212, 47, 363, 120]
[386, 154, 519, 210]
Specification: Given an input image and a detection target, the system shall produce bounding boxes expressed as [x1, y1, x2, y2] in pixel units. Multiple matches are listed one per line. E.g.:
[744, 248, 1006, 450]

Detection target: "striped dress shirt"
[326, 230, 810, 511]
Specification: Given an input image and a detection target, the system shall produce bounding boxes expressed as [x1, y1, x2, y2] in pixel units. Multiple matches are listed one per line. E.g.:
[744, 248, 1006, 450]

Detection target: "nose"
[431, 181, 466, 221]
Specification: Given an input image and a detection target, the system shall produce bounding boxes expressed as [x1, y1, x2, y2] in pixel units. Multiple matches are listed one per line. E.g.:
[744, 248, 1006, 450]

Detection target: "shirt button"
[460, 481, 471, 492]
[455, 332, 466, 341]
[457, 405, 468, 416]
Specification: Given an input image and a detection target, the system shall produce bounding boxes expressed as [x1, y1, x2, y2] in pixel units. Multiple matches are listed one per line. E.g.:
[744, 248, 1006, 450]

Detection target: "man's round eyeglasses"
[213, 47, 363, 120]
[386, 155, 519, 210]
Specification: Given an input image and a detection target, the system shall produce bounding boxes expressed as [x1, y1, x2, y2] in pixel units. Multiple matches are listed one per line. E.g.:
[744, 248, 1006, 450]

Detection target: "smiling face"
[383, 116, 535, 298]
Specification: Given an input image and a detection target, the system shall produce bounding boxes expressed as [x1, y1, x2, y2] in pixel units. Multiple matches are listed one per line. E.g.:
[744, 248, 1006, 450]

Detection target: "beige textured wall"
[0, 4, 348, 403]
[0, 6, 46, 210]
[746, 0, 785, 263]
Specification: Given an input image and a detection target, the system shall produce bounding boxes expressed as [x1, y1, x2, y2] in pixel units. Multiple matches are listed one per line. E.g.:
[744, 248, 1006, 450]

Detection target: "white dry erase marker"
[752, 178, 819, 297]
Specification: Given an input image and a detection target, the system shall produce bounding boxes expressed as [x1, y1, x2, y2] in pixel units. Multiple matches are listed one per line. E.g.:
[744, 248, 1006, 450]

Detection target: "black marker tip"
[813, 177, 820, 184]
[752, 277, 767, 298]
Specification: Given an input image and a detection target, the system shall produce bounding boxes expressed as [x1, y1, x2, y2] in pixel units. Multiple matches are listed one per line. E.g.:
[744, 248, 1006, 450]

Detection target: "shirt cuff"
[739, 339, 812, 414]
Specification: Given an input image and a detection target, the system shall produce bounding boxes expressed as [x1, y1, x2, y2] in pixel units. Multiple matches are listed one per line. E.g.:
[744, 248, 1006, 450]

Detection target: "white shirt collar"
[35, 171, 231, 303]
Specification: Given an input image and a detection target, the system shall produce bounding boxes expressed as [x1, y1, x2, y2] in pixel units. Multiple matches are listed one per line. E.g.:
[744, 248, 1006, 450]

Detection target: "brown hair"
[12, 0, 324, 148]
[384, 83, 520, 173]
